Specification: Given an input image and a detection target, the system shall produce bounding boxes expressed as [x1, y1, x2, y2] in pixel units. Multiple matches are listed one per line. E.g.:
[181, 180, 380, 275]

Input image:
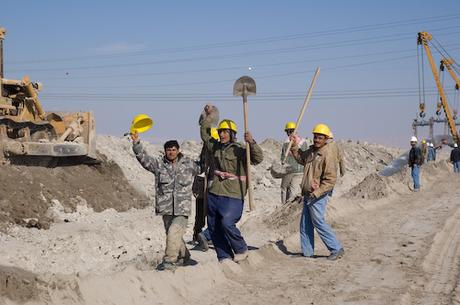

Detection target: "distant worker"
[450, 143, 460, 173]
[291, 123, 344, 261]
[408, 136, 423, 191]
[421, 139, 428, 163]
[280, 122, 309, 204]
[427, 143, 436, 162]
[131, 133, 199, 271]
[200, 104, 264, 263]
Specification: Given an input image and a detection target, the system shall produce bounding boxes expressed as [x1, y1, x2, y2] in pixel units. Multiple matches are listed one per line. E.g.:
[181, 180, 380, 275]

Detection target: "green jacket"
[200, 120, 264, 200]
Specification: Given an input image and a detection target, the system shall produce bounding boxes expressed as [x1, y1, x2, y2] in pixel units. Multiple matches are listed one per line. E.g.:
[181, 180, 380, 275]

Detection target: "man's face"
[218, 129, 231, 144]
[410, 141, 417, 147]
[285, 129, 294, 137]
[313, 133, 328, 149]
[165, 146, 179, 161]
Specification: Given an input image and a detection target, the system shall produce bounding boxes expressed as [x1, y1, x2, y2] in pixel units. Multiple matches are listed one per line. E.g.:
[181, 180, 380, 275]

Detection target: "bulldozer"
[0, 27, 96, 161]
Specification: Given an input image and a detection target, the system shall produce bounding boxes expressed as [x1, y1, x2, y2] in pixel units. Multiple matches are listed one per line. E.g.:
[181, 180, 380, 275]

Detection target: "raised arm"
[132, 138, 160, 174]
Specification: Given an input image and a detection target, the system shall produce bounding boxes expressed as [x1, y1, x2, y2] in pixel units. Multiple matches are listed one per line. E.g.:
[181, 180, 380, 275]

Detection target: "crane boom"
[440, 58, 460, 90]
[417, 32, 459, 144]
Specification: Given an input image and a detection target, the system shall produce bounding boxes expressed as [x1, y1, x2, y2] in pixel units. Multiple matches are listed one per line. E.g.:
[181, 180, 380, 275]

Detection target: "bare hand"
[311, 179, 319, 191]
[244, 131, 254, 143]
[131, 131, 139, 142]
[204, 104, 214, 115]
[289, 134, 300, 146]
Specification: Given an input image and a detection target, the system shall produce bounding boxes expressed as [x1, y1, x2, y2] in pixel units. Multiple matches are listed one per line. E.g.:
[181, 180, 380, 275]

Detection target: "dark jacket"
[450, 147, 460, 163]
[408, 146, 423, 167]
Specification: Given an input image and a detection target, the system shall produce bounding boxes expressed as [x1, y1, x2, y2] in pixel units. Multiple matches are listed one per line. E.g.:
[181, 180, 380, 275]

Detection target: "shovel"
[282, 67, 320, 163]
[233, 76, 256, 211]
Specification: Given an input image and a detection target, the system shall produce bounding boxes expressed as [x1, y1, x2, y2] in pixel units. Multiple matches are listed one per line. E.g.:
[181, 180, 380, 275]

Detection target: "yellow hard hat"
[312, 123, 332, 138]
[130, 114, 153, 134]
[218, 119, 237, 133]
[284, 121, 296, 131]
[210, 127, 219, 140]
[421, 139, 426, 144]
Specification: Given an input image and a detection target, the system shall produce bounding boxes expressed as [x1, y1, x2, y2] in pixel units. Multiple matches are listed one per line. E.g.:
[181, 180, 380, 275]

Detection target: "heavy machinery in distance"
[414, 31, 460, 145]
[0, 27, 96, 161]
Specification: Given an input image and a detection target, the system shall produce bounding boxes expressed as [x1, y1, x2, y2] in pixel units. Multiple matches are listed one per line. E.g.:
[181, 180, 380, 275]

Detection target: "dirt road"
[192, 173, 460, 305]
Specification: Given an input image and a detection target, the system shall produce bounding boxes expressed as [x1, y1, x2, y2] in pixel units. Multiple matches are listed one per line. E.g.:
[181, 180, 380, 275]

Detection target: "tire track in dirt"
[400, 197, 460, 305]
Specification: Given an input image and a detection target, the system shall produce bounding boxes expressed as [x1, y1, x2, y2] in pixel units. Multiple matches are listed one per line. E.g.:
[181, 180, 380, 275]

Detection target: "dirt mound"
[344, 173, 389, 200]
[0, 154, 148, 231]
[0, 266, 43, 303]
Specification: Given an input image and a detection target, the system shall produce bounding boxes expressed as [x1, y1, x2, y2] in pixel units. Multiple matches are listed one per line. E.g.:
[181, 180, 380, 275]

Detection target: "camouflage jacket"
[133, 141, 199, 216]
[200, 120, 264, 200]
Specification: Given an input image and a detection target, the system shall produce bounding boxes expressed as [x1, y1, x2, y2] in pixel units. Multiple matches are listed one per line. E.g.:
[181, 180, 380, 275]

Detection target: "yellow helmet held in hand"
[130, 114, 153, 134]
[210, 127, 220, 140]
[218, 119, 237, 133]
[312, 123, 332, 138]
[284, 121, 296, 131]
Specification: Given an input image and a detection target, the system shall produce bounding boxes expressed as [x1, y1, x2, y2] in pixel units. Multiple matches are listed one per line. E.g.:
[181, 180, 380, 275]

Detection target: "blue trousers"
[454, 162, 460, 173]
[207, 193, 247, 261]
[300, 193, 342, 257]
[411, 165, 421, 190]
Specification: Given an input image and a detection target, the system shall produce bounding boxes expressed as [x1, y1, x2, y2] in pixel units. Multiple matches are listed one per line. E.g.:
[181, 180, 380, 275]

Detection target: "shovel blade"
[233, 76, 256, 96]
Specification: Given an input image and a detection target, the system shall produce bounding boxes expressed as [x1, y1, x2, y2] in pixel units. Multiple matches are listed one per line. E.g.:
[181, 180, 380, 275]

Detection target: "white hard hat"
[430, 143, 434, 147]
[410, 136, 418, 142]
[454, 143, 458, 148]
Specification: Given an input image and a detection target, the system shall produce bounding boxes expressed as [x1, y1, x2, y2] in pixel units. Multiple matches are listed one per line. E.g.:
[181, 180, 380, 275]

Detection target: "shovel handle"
[283, 67, 321, 163]
[243, 88, 254, 211]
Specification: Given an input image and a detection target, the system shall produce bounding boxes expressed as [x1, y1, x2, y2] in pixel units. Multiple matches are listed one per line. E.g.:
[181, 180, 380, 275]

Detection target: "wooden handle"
[283, 67, 321, 163]
[243, 88, 254, 211]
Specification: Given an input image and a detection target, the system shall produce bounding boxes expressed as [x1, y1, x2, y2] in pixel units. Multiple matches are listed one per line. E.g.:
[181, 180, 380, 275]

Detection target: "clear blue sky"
[2, 0, 460, 148]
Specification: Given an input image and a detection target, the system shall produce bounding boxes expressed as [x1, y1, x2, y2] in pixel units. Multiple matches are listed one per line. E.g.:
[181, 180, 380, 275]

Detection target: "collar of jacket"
[162, 152, 184, 164]
[220, 141, 239, 150]
[312, 142, 329, 156]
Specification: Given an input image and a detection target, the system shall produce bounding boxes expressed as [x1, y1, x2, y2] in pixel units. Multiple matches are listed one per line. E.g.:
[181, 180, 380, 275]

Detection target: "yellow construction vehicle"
[417, 31, 460, 145]
[0, 27, 96, 159]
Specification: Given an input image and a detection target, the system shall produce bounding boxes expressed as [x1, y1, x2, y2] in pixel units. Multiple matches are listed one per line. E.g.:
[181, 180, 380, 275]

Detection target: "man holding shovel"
[291, 123, 344, 261]
[199, 104, 264, 263]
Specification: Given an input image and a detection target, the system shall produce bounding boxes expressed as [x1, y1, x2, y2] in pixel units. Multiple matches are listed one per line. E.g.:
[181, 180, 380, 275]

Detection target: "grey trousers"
[162, 215, 190, 263]
[281, 173, 303, 204]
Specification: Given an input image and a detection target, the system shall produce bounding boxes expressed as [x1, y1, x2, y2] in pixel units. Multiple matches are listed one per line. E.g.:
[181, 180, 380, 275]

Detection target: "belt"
[214, 170, 247, 182]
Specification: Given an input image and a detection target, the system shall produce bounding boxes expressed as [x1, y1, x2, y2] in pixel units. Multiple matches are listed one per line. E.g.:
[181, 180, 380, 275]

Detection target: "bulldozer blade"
[233, 76, 256, 97]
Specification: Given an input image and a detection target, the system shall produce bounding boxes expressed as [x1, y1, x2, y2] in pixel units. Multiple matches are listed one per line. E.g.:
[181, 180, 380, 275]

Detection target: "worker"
[131, 132, 199, 271]
[450, 143, 460, 173]
[280, 122, 309, 204]
[192, 127, 219, 252]
[427, 142, 436, 162]
[290, 123, 344, 261]
[421, 139, 428, 163]
[199, 104, 264, 263]
[408, 136, 423, 191]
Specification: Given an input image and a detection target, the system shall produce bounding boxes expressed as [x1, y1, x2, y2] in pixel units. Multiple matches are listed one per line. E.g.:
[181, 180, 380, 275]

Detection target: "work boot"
[197, 232, 209, 252]
[233, 251, 249, 263]
[156, 261, 177, 271]
[327, 248, 344, 261]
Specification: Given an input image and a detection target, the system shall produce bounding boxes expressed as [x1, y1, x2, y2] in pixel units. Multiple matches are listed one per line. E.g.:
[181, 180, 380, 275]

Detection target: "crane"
[417, 31, 459, 145]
